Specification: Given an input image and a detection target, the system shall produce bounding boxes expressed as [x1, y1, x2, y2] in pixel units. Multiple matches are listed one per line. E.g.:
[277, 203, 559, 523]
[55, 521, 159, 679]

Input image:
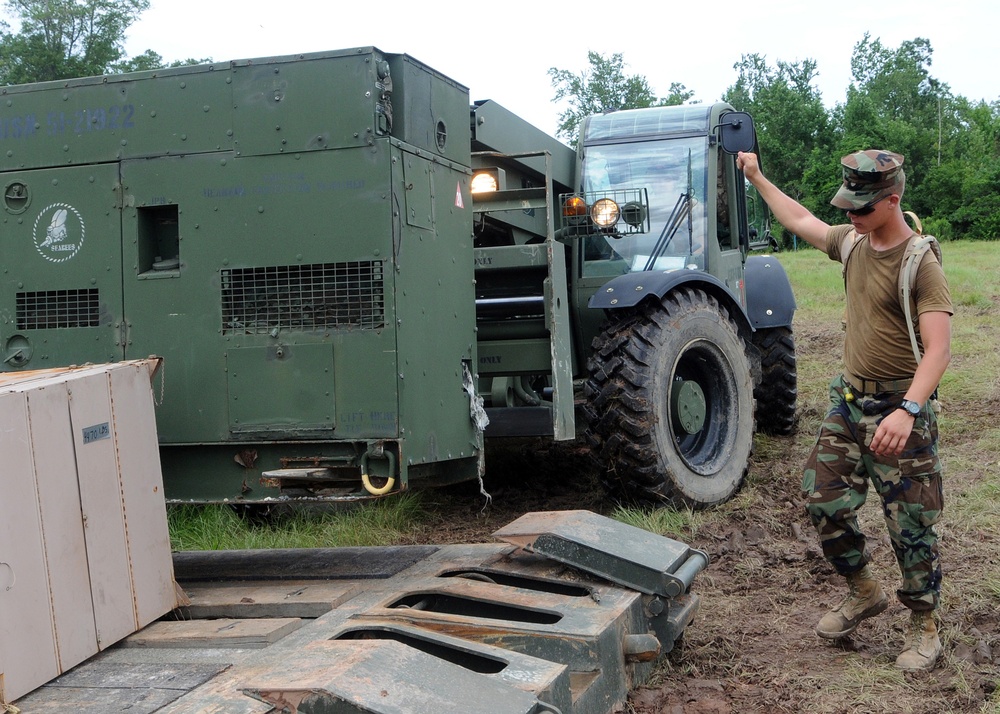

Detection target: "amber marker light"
[562, 195, 588, 219]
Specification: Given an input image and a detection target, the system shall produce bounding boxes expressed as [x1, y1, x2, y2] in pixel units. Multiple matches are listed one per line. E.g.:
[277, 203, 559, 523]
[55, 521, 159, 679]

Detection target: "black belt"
[843, 371, 913, 396]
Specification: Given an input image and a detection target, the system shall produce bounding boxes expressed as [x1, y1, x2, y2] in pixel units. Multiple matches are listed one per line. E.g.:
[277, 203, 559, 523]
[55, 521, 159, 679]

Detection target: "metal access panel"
[231, 49, 386, 158]
[390, 145, 480, 479]
[117, 143, 479, 482]
[0, 360, 180, 705]
[386, 53, 472, 167]
[0, 63, 233, 172]
[119, 149, 400, 444]
[0, 163, 123, 369]
[229, 48, 470, 167]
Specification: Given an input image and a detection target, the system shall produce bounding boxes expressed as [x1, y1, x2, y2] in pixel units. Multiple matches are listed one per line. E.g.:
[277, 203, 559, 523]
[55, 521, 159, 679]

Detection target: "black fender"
[744, 255, 796, 329]
[588, 269, 753, 334]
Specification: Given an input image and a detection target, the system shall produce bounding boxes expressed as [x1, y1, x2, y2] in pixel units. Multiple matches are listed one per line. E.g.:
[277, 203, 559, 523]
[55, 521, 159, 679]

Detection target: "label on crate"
[82, 422, 110, 444]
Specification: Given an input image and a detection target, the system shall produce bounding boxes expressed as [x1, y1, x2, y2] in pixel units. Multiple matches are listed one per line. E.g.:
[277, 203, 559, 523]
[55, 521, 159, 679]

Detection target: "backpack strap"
[899, 233, 942, 365]
[839, 228, 861, 281]
[904, 210, 923, 235]
[838, 229, 862, 332]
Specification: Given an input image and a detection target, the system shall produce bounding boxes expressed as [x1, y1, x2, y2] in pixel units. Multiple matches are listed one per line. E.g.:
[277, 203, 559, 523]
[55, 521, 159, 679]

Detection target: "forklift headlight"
[471, 168, 505, 194]
[590, 198, 620, 228]
[621, 200, 647, 228]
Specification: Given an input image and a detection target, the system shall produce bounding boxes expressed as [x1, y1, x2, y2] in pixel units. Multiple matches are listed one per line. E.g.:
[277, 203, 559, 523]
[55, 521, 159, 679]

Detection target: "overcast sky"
[124, 0, 997, 139]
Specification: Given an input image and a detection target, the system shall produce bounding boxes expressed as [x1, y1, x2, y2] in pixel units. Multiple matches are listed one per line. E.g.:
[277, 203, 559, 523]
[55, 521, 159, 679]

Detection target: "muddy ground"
[412, 317, 1000, 714]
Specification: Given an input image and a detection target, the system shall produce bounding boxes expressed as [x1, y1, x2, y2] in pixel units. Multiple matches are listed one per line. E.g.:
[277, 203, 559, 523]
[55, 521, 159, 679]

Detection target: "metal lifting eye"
[4, 181, 29, 212]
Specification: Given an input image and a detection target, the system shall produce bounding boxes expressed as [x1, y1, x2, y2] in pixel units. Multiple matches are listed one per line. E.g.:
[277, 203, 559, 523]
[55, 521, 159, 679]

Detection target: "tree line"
[550, 38, 1000, 243]
[0, 0, 207, 85]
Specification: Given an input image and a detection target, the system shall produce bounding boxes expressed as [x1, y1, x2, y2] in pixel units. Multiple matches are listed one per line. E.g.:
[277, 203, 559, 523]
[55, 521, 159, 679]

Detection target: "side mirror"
[717, 112, 756, 155]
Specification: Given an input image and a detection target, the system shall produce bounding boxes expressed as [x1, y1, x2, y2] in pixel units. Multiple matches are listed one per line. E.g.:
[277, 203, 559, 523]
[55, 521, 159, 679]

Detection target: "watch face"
[903, 401, 921, 416]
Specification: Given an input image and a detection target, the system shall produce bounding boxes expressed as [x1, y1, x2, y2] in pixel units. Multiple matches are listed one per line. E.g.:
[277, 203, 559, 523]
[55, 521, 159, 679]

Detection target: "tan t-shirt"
[826, 224, 953, 381]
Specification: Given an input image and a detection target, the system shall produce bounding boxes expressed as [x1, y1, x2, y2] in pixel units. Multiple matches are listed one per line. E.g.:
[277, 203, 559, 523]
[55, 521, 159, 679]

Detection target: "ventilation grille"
[222, 261, 385, 333]
[16, 289, 100, 329]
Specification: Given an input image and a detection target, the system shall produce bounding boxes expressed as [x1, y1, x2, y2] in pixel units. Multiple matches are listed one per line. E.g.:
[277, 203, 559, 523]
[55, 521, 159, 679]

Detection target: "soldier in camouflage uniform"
[737, 149, 953, 671]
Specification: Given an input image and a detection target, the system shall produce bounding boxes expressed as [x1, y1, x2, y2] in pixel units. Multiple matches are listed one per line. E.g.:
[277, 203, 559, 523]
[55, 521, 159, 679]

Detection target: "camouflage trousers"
[802, 375, 943, 611]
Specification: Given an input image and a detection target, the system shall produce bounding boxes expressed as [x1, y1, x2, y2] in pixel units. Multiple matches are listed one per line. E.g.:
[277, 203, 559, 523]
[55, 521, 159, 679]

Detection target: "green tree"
[722, 36, 998, 241]
[936, 98, 1000, 240]
[548, 51, 693, 142]
[111, 50, 212, 74]
[0, 0, 153, 84]
[836, 34, 951, 219]
[725, 53, 835, 235]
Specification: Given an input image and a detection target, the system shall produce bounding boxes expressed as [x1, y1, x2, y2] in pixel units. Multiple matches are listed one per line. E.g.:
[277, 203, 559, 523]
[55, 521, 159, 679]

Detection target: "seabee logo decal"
[33, 203, 85, 262]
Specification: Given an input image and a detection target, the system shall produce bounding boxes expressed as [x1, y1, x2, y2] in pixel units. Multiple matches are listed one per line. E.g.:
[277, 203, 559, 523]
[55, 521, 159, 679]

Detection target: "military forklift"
[470, 100, 796, 508]
[0, 47, 795, 508]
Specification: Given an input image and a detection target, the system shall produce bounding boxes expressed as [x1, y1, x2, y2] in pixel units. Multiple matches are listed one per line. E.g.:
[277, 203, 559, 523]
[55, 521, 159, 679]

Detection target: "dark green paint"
[0, 47, 792, 504]
[0, 48, 479, 501]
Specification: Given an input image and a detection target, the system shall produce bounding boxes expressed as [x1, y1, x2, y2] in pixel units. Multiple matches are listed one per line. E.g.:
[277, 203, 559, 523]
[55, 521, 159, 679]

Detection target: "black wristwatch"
[898, 399, 922, 418]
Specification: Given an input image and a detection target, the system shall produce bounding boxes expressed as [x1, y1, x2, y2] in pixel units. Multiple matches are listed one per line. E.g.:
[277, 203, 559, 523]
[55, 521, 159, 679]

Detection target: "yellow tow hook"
[360, 450, 396, 496]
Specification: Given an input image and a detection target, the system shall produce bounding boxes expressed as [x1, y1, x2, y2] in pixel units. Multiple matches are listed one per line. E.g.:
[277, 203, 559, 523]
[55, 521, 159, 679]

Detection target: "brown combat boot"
[895, 610, 942, 671]
[815, 565, 889, 639]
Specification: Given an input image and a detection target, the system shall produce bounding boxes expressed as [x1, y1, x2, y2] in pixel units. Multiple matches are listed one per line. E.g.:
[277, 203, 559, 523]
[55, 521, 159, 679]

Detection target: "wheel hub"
[671, 378, 707, 435]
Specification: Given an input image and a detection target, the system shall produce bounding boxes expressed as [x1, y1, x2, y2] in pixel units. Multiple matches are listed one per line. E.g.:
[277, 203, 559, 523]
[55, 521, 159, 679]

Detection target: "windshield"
[581, 136, 708, 276]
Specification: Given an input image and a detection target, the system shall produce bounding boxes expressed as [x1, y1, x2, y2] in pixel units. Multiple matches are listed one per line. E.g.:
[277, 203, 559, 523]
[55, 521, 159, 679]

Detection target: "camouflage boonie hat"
[830, 149, 905, 210]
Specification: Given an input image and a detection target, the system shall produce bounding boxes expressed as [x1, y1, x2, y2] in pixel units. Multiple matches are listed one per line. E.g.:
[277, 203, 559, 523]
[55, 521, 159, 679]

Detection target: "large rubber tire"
[582, 287, 756, 509]
[751, 326, 798, 436]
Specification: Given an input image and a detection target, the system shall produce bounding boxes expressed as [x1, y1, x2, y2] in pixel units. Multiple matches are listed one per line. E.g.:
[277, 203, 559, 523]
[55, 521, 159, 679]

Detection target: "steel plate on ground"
[493, 510, 709, 597]
[14, 511, 708, 714]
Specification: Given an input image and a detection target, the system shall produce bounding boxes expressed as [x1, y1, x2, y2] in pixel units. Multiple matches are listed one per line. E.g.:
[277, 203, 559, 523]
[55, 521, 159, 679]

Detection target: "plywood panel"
[0, 391, 59, 703]
[67, 370, 138, 647]
[28, 383, 100, 670]
[109, 363, 175, 627]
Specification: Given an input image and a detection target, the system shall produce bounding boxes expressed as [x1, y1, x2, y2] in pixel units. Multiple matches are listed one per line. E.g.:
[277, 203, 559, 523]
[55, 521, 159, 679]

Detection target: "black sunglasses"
[845, 193, 890, 216]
